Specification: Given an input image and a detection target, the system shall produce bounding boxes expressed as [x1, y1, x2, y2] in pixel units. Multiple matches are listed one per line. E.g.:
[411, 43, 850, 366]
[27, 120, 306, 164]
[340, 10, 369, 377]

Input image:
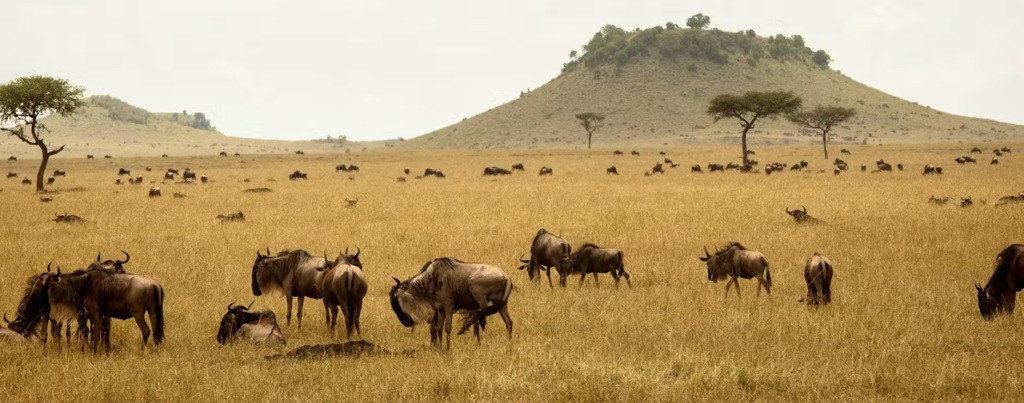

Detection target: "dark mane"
[578, 243, 600, 251]
[985, 244, 1024, 292]
[715, 242, 746, 255]
[15, 273, 45, 317]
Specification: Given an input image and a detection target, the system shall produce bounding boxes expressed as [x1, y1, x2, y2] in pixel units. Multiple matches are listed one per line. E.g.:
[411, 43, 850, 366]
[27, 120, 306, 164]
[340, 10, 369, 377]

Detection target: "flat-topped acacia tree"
[706, 91, 802, 169]
[0, 76, 85, 192]
[788, 105, 857, 159]
[575, 112, 605, 149]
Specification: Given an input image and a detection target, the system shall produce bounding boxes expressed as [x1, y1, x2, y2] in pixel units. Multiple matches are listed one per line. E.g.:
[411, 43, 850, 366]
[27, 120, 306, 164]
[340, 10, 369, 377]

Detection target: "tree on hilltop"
[707, 91, 802, 169]
[686, 14, 711, 30]
[0, 76, 85, 192]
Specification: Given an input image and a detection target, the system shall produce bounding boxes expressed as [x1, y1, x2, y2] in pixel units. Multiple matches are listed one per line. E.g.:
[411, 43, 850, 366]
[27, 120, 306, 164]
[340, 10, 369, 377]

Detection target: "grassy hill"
[407, 25, 1022, 150]
[0, 96, 380, 159]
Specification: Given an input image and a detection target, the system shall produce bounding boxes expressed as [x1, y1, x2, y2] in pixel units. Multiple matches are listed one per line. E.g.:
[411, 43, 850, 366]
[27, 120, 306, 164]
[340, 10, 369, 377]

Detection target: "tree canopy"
[707, 91, 802, 168]
[788, 105, 857, 159]
[686, 14, 711, 30]
[575, 112, 606, 149]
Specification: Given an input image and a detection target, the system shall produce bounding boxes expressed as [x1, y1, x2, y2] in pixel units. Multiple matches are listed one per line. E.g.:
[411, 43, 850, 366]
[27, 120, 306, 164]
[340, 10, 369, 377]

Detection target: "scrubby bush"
[90, 95, 151, 125]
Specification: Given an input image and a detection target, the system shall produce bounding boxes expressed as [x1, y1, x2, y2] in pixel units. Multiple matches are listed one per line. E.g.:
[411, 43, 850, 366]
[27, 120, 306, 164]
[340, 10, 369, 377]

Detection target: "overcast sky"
[4, 0, 1020, 141]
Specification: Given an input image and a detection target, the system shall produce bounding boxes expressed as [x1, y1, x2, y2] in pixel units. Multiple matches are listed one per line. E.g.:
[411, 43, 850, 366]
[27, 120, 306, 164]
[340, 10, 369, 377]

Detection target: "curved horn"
[785, 207, 791, 214]
[392, 276, 401, 286]
[56, 265, 61, 276]
[118, 250, 130, 265]
[228, 302, 236, 311]
[704, 246, 710, 258]
[802, 205, 807, 213]
[47, 261, 52, 273]
[3, 313, 9, 325]
[344, 247, 349, 256]
[354, 247, 360, 258]
[96, 252, 102, 262]
[256, 249, 263, 259]
[266, 247, 271, 256]
[519, 254, 529, 263]
[246, 300, 255, 310]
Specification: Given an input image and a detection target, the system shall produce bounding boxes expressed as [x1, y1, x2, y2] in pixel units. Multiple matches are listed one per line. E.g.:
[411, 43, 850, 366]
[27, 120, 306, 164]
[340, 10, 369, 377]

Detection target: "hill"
[407, 24, 1022, 149]
[0, 96, 381, 159]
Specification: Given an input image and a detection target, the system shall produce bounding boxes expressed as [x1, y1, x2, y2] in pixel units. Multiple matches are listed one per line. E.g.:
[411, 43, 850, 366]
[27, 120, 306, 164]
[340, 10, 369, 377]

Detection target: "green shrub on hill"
[90, 95, 152, 125]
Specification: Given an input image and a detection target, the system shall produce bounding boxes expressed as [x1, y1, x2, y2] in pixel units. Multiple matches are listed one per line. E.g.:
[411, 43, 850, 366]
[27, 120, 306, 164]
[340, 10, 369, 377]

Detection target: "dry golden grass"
[1, 144, 1023, 402]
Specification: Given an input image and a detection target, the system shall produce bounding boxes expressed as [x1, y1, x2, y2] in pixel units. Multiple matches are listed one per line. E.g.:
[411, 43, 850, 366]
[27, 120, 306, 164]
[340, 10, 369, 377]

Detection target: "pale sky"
[4, 0, 1021, 141]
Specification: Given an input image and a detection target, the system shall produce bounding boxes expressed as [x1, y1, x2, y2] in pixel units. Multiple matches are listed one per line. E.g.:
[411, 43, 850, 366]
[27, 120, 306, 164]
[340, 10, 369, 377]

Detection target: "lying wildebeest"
[725, 162, 740, 171]
[129, 175, 143, 185]
[118, 168, 131, 176]
[929, 195, 954, 205]
[961, 197, 974, 208]
[424, 168, 444, 177]
[799, 254, 833, 306]
[651, 162, 664, 174]
[183, 171, 197, 182]
[289, 171, 308, 180]
[217, 302, 285, 346]
[53, 170, 66, 177]
[104, 155, 112, 159]
[971, 147, 982, 154]
[6, 172, 15, 178]
[200, 175, 208, 183]
[790, 164, 802, 172]
[897, 163, 904, 171]
[539, 167, 553, 176]
[164, 172, 175, 180]
[22, 177, 31, 185]
[607, 166, 618, 175]
[317, 250, 367, 339]
[996, 193, 1024, 206]
[699, 243, 772, 298]
[390, 257, 513, 349]
[86, 155, 94, 160]
[786, 206, 822, 224]
[669, 163, 680, 169]
[1002, 147, 1012, 153]
[691, 164, 702, 173]
[518, 228, 570, 288]
[483, 167, 511, 176]
[976, 244, 1024, 320]
[149, 187, 161, 197]
[336, 164, 348, 172]
[512, 163, 525, 171]
[664, 158, 673, 164]
[251, 248, 330, 328]
[8, 156, 16, 162]
[841, 149, 851, 154]
[708, 163, 724, 172]
[46, 176, 55, 185]
[613, 150, 623, 156]
[145, 167, 152, 172]
[217, 211, 245, 222]
[631, 151, 640, 156]
[563, 243, 630, 288]
[991, 157, 999, 165]
[295, 150, 305, 155]
[219, 151, 228, 157]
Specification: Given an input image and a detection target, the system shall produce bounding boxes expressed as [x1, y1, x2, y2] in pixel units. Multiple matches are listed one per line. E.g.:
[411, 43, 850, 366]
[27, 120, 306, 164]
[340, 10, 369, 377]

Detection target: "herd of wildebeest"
[1, 145, 1023, 354]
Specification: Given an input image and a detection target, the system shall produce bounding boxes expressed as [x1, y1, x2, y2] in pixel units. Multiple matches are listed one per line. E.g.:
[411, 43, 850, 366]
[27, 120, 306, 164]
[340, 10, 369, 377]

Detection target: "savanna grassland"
[1, 144, 1023, 402]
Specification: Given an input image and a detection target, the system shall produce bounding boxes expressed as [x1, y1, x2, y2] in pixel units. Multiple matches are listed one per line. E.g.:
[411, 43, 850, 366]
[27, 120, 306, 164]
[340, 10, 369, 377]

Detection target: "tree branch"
[47, 144, 66, 156]
[1, 126, 39, 146]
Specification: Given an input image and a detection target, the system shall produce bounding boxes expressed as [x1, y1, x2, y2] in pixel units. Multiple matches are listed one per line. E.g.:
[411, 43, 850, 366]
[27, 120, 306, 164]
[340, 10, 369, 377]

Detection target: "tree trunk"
[822, 131, 829, 159]
[741, 126, 750, 168]
[36, 146, 49, 193]
[587, 131, 592, 149]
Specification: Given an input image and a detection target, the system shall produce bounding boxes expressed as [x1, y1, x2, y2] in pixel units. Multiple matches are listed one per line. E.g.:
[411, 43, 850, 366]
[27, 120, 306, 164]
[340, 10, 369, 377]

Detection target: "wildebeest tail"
[344, 272, 358, 334]
[764, 257, 772, 288]
[465, 277, 513, 330]
[152, 285, 165, 344]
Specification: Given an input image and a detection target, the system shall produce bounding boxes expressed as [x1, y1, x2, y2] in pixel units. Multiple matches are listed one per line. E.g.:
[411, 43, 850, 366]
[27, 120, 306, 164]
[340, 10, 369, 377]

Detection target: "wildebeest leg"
[612, 271, 620, 288]
[324, 300, 331, 325]
[429, 312, 441, 347]
[285, 295, 293, 326]
[578, 270, 587, 288]
[328, 304, 339, 333]
[296, 296, 305, 329]
[132, 311, 152, 351]
[442, 305, 454, 350]
[41, 319, 49, 345]
[545, 266, 554, 288]
[593, 273, 600, 288]
[498, 308, 513, 340]
[352, 298, 363, 338]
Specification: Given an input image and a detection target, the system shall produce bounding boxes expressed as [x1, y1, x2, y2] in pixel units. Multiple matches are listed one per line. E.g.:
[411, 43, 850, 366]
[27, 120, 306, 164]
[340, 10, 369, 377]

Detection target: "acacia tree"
[706, 91, 802, 168]
[788, 105, 857, 159]
[0, 76, 85, 191]
[687, 13, 711, 30]
[575, 112, 605, 149]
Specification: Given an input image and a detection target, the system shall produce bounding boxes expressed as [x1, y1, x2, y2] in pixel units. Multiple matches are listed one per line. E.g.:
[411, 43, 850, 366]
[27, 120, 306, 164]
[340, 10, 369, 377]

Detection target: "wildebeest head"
[976, 284, 997, 320]
[786, 206, 808, 220]
[217, 301, 257, 344]
[341, 247, 363, 269]
[6, 263, 66, 337]
[91, 251, 130, 273]
[698, 246, 730, 282]
[389, 276, 417, 327]
[251, 247, 273, 296]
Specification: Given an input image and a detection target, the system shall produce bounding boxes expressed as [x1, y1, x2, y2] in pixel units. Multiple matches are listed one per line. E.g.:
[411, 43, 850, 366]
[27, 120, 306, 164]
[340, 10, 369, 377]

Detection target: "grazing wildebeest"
[539, 167, 553, 176]
[607, 166, 618, 175]
[699, 243, 771, 298]
[512, 163, 525, 171]
[725, 162, 740, 171]
[86, 155, 94, 160]
[46, 176, 55, 185]
[800, 160, 809, 168]
[389, 257, 514, 349]
[148, 187, 161, 197]
[835, 163, 848, 172]
[971, 147, 982, 154]
[289, 171, 308, 180]
[708, 163, 724, 172]
[923, 165, 939, 175]
[994, 150, 1003, 157]
[200, 175, 209, 183]
[8, 156, 16, 162]
[219, 151, 228, 157]
[167, 169, 179, 175]
[976, 244, 1024, 320]
[664, 158, 673, 164]
[786, 206, 822, 224]
[217, 211, 245, 222]
[563, 243, 630, 288]
[118, 168, 131, 176]
[518, 228, 571, 288]
[317, 251, 367, 339]
[104, 155, 112, 159]
[217, 302, 286, 346]
[833, 158, 846, 166]
[745, 150, 756, 156]
[336, 164, 348, 172]
[691, 164, 702, 173]
[129, 176, 143, 185]
[799, 254, 833, 306]
[747, 159, 759, 166]
[897, 163, 904, 171]
[631, 151, 640, 156]
[251, 248, 330, 328]
[956, 157, 966, 165]
[613, 150, 623, 155]
[234, 153, 240, 157]
[1001, 147, 1012, 153]
[964, 156, 977, 164]
[876, 162, 892, 172]
[424, 168, 444, 177]
[164, 171, 175, 180]
[183, 171, 197, 182]
[295, 150, 305, 155]
[6, 172, 16, 178]
[840, 149, 851, 154]
[791, 164, 802, 172]
[929, 195, 954, 205]
[22, 177, 31, 185]
[53, 170, 66, 177]
[991, 157, 999, 165]
[115, 179, 122, 185]
[660, 151, 667, 156]
[651, 162, 664, 174]
[961, 197, 974, 208]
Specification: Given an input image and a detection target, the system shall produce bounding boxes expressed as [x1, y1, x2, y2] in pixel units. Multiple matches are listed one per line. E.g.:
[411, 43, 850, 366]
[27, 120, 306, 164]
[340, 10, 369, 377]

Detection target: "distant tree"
[574, 112, 606, 149]
[812, 50, 832, 68]
[686, 13, 711, 30]
[791, 35, 806, 49]
[787, 105, 857, 159]
[0, 76, 85, 192]
[666, 22, 679, 30]
[745, 29, 756, 38]
[191, 112, 212, 130]
[707, 91, 802, 168]
[569, 50, 578, 60]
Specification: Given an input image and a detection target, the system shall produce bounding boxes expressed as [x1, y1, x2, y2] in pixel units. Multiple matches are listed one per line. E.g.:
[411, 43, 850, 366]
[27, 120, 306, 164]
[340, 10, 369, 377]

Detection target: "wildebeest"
[53, 170, 66, 177]
[161, 154, 169, 158]
[234, 153, 240, 157]
[164, 171, 175, 180]
[389, 257, 514, 349]
[115, 179, 122, 185]
[971, 147, 982, 154]
[725, 162, 740, 171]
[86, 155, 94, 160]
[217, 302, 286, 346]
[217, 211, 245, 222]
[747, 159, 759, 166]
[799, 254, 833, 306]
[295, 150, 305, 155]
[840, 149, 851, 154]
[104, 155, 112, 159]
[22, 177, 31, 185]
[8, 156, 16, 162]
[289, 171, 308, 180]
[424, 168, 445, 178]
[607, 166, 618, 175]
[118, 168, 131, 176]
[1001, 147, 1012, 153]
[699, 243, 772, 298]
[786, 206, 822, 224]
[975, 244, 1024, 320]
[183, 171, 197, 182]
[47, 176, 55, 185]
[691, 164, 702, 173]
[6, 172, 15, 178]
[512, 163, 525, 171]
[651, 162, 664, 174]
[562, 243, 630, 288]
[664, 158, 673, 164]
[897, 163, 904, 171]
[833, 158, 846, 166]
[53, 213, 84, 223]
[660, 151, 667, 156]
[991, 157, 999, 165]
[128, 176, 142, 185]
[251, 248, 331, 328]
[539, 167, 553, 176]
[790, 164, 802, 172]
[167, 168, 179, 175]
[708, 163, 724, 172]
[613, 150, 623, 155]
[483, 167, 511, 176]
[835, 163, 848, 172]
[876, 161, 892, 172]
[956, 157, 966, 165]
[994, 150, 1003, 157]
[336, 164, 348, 172]
[145, 167, 152, 172]
[961, 197, 974, 208]
[219, 151, 228, 157]
[800, 160, 809, 168]
[923, 165, 942, 175]
[964, 156, 977, 163]
[929, 195, 954, 205]
[995, 193, 1024, 206]
[404, 168, 411, 175]
[200, 175, 208, 183]
[40, 196, 53, 203]
[518, 228, 570, 288]
[317, 251, 367, 339]
[745, 150, 756, 156]
[631, 151, 640, 156]
[148, 187, 161, 197]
